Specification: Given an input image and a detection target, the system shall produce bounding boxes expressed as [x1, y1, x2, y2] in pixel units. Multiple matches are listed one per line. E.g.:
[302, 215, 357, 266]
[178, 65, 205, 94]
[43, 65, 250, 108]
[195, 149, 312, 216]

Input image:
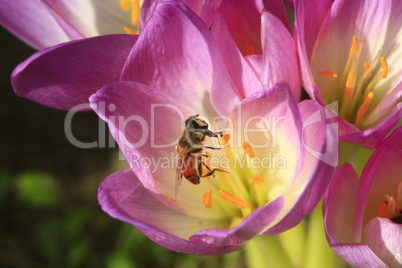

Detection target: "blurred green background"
[0, 28, 245, 268]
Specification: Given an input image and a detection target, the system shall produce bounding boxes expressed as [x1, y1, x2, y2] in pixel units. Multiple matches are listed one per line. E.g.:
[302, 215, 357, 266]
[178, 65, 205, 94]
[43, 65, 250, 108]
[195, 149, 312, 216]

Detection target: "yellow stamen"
[363, 62, 372, 78]
[119, 0, 131, 12]
[355, 92, 373, 122]
[202, 189, 213, 208]
[318, 70, 338, 78]
[243, 141, 255, 158]
[123, 26, 138, 35]
[345, 71, 354, 99]
[220, 190, 250, 209]
[221, 134, 230, 145]
[131, 0, 140, 25]
[249, 176, 265, 184]
[380, 57, 388, 78]
[349, 35, 359, 57]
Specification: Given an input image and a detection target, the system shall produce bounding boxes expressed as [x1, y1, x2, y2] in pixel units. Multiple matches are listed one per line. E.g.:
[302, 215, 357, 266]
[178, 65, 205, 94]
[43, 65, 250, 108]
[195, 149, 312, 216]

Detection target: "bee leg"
[201, 161, 211, 171]
[202, 168, 229, 178]
[203, 146, 222, 150]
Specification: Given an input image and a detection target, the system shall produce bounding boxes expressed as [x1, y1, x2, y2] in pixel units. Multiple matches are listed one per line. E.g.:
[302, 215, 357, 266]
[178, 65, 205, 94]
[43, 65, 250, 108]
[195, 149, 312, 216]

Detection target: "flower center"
[199, 133, 270, 227]
[318, 35, 389, 126]
[377, 181, 402, 224]
[119, 0, 141, 34]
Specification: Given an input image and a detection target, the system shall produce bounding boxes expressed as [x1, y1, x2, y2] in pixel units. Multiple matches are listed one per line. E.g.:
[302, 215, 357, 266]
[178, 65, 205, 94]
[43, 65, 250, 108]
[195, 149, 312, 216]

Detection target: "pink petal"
[294, 0, 336, 59]
[190, 195, 285, 246]
[121, 2, 235, 115]
[266, 100, 337, 235]
[140, 0, 221, 29]
[261, 11, 301, 101]
[324, 164, 360, 244]
[99, 169, 243, 255]
[330, 243, 387, 268]
[0, 0, 75, 49]
[12, 34, 137, 111]
[217, 0, 262, 55]
[364, 218, 402, 267]
[90, 81, 189, 205]
[210, 12, 261, 99]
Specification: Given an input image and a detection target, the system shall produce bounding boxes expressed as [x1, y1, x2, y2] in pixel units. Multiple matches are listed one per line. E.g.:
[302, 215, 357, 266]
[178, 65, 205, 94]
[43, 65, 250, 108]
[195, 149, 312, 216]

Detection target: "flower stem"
[244, 235, 292, 268]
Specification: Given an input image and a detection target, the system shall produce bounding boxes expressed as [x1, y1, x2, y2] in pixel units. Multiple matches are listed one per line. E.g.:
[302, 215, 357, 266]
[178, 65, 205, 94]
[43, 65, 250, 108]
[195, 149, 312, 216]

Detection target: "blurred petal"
[45, 0, 131, 36]
[0, 0, 74, 49]
[99, 169, 242, 255]
[364, 218, 402, 267]
[12, 34, 137, 111]
[261, 11, 301, 101]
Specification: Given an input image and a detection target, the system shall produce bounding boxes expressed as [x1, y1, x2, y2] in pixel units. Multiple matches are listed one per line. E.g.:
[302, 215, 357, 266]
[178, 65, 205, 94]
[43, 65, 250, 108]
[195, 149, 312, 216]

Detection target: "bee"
[175, 115, 227, 197]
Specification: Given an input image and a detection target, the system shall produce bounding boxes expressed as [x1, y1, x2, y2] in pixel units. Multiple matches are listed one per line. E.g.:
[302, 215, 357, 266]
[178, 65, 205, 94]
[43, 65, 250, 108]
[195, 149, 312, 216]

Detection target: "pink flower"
[295, 0, 402, 148]
[10, 2, 336, 254]
[324, 126, 402, 267]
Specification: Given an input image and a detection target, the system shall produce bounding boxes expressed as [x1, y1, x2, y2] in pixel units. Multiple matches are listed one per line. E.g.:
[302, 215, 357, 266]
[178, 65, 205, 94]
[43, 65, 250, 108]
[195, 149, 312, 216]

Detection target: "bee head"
[185, 115, 209, 132]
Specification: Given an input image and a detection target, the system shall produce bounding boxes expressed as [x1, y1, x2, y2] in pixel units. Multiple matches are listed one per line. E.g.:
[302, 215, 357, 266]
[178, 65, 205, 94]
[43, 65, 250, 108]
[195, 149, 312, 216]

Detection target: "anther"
[243, 141, 255, 158]
[380, 57, 388, 78]
[355, 92, 373, 122]
[249, 176, 265, 184]
[123, 26, 138, 35]
[202, 189, 213, 208]
[345, 71, 354, 99]
[349, 35, 359, 57]
[131, 0, 140, 25]
[119, 0, 130, 12]
[220, 190, 250, 209]
[318, 70, 338, 78]
[221, 134, 230, 145]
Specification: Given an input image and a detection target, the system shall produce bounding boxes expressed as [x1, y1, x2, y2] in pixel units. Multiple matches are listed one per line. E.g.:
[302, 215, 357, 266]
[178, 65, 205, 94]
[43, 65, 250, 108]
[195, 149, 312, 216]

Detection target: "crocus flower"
[10, 2, 336, 254]
[295, 0, 402, 148]
[324, 126, 402, 267]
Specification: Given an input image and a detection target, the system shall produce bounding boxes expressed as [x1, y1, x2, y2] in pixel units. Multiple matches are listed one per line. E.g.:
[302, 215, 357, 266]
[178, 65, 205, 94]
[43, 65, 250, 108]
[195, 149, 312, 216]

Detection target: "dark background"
[0, 27, 244, 268]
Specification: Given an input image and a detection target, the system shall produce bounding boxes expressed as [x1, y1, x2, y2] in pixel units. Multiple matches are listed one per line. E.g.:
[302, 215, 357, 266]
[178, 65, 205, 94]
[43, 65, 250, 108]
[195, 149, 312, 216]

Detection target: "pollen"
[123, 26, 138, 35]
[355, 92, 373, 123]
[380, 57, 388, 78]
[249, 176, 265, 184]
[318, 70, 338, 78]
[220, 190, 250, 209]
[202, 189, 213, 208]
[221, 134, 230, 145]
[243, 141, 255, 158]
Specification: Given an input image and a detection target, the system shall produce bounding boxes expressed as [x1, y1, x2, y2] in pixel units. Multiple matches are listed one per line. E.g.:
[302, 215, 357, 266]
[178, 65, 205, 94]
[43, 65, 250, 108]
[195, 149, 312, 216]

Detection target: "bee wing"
[175, 169, 183, 198]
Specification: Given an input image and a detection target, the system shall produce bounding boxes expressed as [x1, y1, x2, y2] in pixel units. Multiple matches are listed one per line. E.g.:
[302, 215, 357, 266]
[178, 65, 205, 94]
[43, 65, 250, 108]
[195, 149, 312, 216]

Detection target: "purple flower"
[294, 0, 402, 148]
[10, 2, 336, 254]
[324, 126, 402, 267]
